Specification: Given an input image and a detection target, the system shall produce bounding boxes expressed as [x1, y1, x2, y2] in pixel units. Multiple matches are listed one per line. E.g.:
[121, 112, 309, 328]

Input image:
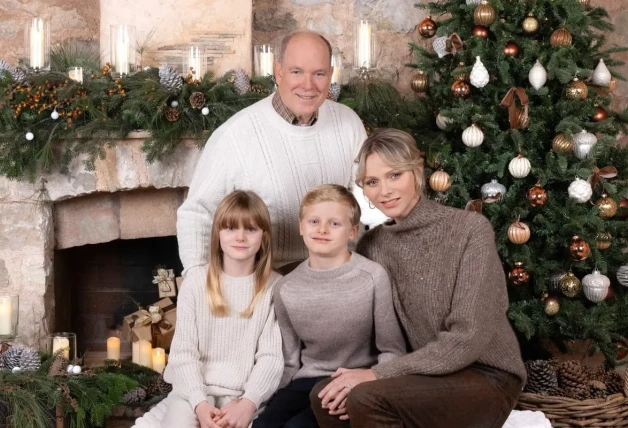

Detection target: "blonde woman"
[312, 129, 526, 428]
[135, 190, 283, 428]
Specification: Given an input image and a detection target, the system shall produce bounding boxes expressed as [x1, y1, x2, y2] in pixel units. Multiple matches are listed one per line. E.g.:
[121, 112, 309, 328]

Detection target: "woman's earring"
[363, 192, 375, 209]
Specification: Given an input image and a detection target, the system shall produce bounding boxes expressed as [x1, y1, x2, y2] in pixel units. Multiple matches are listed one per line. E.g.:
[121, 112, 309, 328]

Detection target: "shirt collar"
[272, 92, 318, 126]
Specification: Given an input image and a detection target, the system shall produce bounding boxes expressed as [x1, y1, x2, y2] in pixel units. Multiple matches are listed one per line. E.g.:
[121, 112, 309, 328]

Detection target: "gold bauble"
[550, 27, 573, 47]
[566, 78, 588, 100]
[569, 236, 590, 261]
[453, 62, 468, 82]
[596, 232, 612, 250]
[544, 296, 560, 316]
[429, 170, 451, 192]
[509, 262, 530, 286]
[411, 71, 429, 93]
[516, 108, 530, 129]
[508, 221, 530, 244]
[522, 13, 539, 35]
[552, 133, 573, 153]
[596, 193, 618, 218]
[560, 272, 582, 298]
[474, 0, 496, 26]
[451, 80, 471, 98]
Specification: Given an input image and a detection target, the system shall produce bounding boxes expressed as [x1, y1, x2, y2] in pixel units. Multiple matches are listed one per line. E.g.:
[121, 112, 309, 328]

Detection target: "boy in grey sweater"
[252, 184, 405, 428]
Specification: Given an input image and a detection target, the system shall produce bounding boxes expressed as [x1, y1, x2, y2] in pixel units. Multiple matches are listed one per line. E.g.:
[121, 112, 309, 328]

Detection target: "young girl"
[133, 190, 283, 428]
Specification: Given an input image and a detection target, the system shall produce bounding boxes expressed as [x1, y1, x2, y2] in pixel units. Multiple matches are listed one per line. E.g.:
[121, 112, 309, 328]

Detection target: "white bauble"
[573, 130, 597, 159]
[51, 109, 59, 120]
[436, 112, 453, 130]
[72, 365, 82, 374]
[170, 100, 179, 108]
[12, 367, 21, 373]
[67, 364, 74, 373]
[201, 107, 209, 115]
[432, 36, 449, 59]
[617, 265, 628, 287]
[582, 269, 610, 303]
[470, 56, 489, 88]
[508, 155, 531, 178]
[466, 0, 481, 4]
[528, 60, 547, 90]
[25, 132, 34, 141]
[462, 124, 484, 147]
[592, 59, 612, 86]
[568, 178, 592, 203]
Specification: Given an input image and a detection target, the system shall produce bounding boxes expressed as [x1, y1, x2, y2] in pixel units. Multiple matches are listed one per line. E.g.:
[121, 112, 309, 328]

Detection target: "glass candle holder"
[254, 45, 275, 77]
[68, 67, 83, 83]
[0, 295, 18, 339]
[48, 332, 77, 361]
[25, 18, 50, 70]
[184, 46, 207, 80]
[110, 24, 136, 76]
[331, 49, 343, 84]
[354, 20, 377, 70]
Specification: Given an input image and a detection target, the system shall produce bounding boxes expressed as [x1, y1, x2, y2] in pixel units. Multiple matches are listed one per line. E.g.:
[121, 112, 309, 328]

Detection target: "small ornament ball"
[544, 297, 560, 316]
[472, 25, 489, 38]
[617, 340, 628, 360]
[170, 100, 179, 108]
[201, 107, 210, 116]
[51, 110, 59, 120]
[12, 367, 21, 373]
[72, 365, 82, 374]
[25, 132, 34, 141]
[67, 364, 74, 373]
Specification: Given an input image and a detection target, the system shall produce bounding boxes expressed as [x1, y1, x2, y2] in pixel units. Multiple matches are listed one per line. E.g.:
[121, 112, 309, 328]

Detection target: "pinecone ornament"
[328, 83, 341, 101]
[165, 107, 180, 122]
[234, 69, 251, 95]
[605, 371, 623, 395]
[557, 361, 589, 398]
[147, 374, 173, 397]
[1, 346, 40, 371]
[123, 387, 147, 406]
[159, 65, 183, 95]
[49, 354, 69, 376]
[189, 91, 205, 109]
[589, 380, 608, 399]
[524, 360, 558, 394]
[0, 59, 27, 82]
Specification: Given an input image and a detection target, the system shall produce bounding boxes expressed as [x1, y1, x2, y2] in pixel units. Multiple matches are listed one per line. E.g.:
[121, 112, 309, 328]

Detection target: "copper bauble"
[474, 1, 496, 26]
[552, 133, 573, 153]
[503, 42, 519, 57]
[544, 296, 560, 316]
[527, 184, 548, 207]
[418, 16, 437, 38]
[619, 198, 628, 219]
[617, 340, 628, 360]
[508, 221, 530, 244]
[605, 286, 616, 301]
[569, 236, 590, 261]
[596, 232, 612, 250]
[411, 71, 429, 93]
[560, 272, 582, 298]
[451, 80, 471, 98]
[522, 13, 539, 35]
[429, 170, 451, 192]
[550, 27, 573, 47]
[596, 193, 618, 218]
[509, 262, 530, 286]
[516, 108, 530, 129]
[592, 106, 608, 122]
[472, 25, 489, 38]
[566, 78, 588, 100]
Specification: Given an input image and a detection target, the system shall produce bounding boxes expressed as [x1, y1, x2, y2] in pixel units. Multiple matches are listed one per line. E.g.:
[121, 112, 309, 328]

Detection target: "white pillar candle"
[132, 341, 140, 364]
[106, 337, 120, 360]
[259, 49, 274, 77]
[68, 67, 83, 83]
[29, 18, 45, 69]
[52, 336, 70, 359]
[116, 26, 130, 75]
[188, 46, 204, 78]
[358, 21, 372, 69]
[0, 296, 11, 335]
[152, 347, 166, 373]
[138, 339, 152, 368]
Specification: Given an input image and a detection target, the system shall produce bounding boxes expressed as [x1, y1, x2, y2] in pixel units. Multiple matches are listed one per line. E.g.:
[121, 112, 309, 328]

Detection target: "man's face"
[274, 34, 332, 124]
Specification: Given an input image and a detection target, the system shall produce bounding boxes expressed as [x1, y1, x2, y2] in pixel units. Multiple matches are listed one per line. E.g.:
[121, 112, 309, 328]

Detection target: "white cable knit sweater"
[163, 268, 283, 410]
[176, 94, 381, 273]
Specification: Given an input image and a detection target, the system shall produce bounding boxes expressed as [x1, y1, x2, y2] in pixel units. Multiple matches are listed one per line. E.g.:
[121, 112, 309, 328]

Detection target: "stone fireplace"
[0, 133, 200, 354]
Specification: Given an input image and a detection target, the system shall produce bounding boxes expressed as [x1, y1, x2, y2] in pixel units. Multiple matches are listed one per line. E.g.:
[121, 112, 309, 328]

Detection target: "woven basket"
[517, 392, 628, 427]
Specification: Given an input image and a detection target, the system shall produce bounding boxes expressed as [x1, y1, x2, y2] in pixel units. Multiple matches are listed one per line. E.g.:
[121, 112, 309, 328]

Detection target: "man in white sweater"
[177, 31, 383, 275]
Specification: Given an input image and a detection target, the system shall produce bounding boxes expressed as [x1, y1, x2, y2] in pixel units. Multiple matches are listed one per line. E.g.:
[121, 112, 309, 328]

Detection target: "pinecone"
[553, 387, 589, 400]
[589, 380, 608, 399]
[146, 374, 173, 397]
[234, 69, 251, 95]
[165, 107, 180, 122]
[624, 369, 628, 396]
[524, 360, 558, 394]
[557, 361, 589, 398]
[49, 354, 69, 376]
[123, 387, 147, 406]
[1, 346, 40, 371]
[189, 91, 205, 109]
[0, 59, 26, 82]
[159, 65, 183, 95]
[250, 84, 264, 94]
[605, 371, 623, 395]
[328, 82, 341, 101]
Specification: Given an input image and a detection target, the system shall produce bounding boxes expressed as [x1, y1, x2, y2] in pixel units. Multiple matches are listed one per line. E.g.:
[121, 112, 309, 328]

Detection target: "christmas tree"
[409, 0, 628, 364]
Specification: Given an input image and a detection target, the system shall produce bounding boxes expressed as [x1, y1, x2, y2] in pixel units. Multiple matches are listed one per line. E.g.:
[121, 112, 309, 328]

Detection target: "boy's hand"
[215, 398, 256, 428]
[195, 401, 222, 428]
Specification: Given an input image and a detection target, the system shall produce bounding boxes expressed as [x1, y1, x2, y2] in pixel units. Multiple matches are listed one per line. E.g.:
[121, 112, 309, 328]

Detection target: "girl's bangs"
[217, 204, 265, 230]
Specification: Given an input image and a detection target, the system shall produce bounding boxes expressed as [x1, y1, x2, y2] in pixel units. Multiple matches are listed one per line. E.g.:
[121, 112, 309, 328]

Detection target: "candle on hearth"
[29, 18, 45, 69]
[331, 50, 343, 84]
[0, 296, 11, 335]
[358, 21, 371, 68]
[107, 337, 120, 360]
[52, 336, 70, 359]
[132, 340, 140, 364]
[254, 45, 275, 77]
[152, 347, 166, 373]
[138, 339, 152, 368]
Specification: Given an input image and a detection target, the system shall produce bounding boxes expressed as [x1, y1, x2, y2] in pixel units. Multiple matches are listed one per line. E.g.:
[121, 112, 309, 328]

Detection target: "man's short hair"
[276, 31, 333, 65]
[299, 184, 361, 227]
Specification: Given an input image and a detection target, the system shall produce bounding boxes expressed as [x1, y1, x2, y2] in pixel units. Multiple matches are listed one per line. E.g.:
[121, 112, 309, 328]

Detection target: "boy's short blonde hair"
[299, 184, 361, 227]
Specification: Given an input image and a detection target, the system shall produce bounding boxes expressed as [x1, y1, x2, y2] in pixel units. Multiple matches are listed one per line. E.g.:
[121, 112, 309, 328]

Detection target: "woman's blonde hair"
[207, 190, 273, 318]
[354, 128, 425, 195]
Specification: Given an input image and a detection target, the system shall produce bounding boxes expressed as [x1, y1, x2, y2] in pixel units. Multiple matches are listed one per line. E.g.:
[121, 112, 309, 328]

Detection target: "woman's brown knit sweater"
[356, 197, 527, 382]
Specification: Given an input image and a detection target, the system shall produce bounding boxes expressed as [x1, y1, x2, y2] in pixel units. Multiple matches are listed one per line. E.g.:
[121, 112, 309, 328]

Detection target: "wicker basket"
[517, 392, 628, 427]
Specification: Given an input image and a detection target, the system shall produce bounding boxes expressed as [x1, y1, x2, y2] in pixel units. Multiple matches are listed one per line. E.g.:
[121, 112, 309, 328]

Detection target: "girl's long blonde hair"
[206, 190, 273, 318]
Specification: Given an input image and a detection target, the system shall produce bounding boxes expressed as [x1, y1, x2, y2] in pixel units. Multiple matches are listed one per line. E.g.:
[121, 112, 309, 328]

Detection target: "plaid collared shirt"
[272, 92, 318, 126]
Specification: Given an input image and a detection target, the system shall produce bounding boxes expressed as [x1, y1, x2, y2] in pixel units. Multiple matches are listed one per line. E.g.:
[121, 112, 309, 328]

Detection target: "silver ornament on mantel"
[617, 265, 628, 287]
[508, 154, 531, 178]
[1, 346, 40, 371]
[481, 178, 506, 200]
[582, 269, 610, 303]
[573, 130, 597, 159]
[592, 59, 612, 87]
[568, 177, 592, 203]
[432, 36, 449, 59]
[328, 82, 341, 101]
[158, 65, 183, 95]
[462, 124, 484, 147]
[470, 56, 489, 88]
[528, 60, 547, 90]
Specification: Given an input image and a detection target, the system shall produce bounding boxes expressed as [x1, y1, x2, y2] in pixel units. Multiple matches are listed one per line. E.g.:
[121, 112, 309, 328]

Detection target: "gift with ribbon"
[500, 87, 529, 129]
[121, 298, 176, 349]
[153, 268, 179, 298]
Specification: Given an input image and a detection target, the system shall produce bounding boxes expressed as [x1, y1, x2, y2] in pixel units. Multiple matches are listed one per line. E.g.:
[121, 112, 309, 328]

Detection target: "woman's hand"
[215, 398, 256, 428]
[318, 368, 376, 412]
[195, 401, 222, 428]
[328, 398, 349, 420]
